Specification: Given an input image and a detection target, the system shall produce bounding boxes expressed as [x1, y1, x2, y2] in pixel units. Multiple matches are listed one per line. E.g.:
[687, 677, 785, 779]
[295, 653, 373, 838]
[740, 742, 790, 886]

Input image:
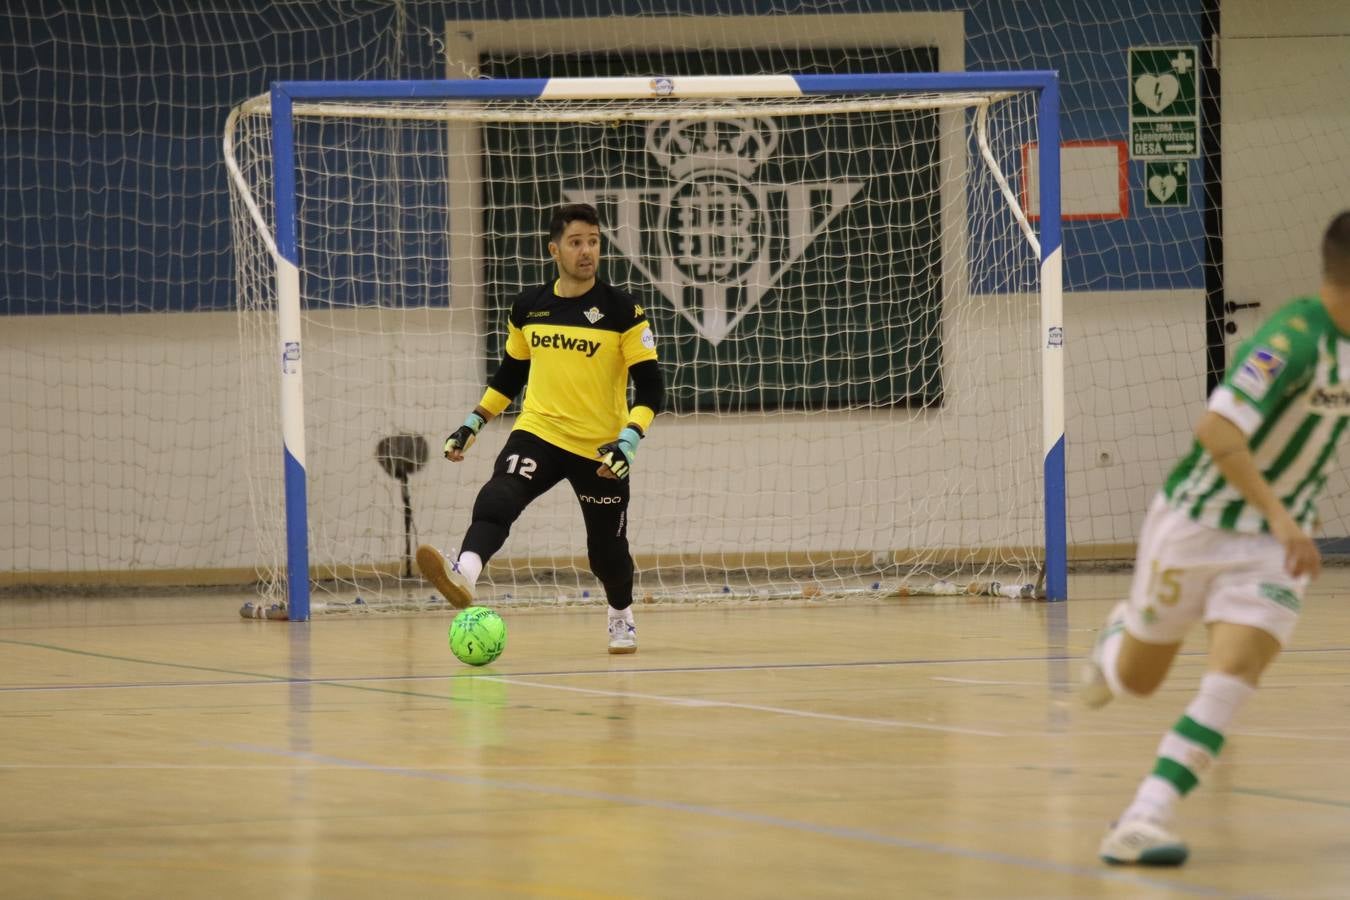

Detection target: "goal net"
[225, 74, 1062, 619]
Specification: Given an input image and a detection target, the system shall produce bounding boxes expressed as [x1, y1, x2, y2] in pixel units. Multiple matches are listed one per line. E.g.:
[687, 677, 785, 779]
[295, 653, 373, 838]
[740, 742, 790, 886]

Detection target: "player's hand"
[597, 426, 642, 480]
[444, 412, 486, 462]
[1270, 513, 1321, 579]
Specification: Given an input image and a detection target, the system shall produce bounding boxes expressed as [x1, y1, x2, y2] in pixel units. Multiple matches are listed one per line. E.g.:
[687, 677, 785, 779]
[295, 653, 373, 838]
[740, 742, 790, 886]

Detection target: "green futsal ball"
[449, 606, 507, 666]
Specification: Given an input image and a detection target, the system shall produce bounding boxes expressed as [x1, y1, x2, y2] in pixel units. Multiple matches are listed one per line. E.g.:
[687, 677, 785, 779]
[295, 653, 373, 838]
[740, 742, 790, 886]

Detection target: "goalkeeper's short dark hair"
[1323, 210, 1350, 287]
[549, 203, 600, 244]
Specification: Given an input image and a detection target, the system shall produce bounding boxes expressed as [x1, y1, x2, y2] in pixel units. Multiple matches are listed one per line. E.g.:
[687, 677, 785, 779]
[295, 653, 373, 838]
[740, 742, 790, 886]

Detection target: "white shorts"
[1125, 494, 1304, 646]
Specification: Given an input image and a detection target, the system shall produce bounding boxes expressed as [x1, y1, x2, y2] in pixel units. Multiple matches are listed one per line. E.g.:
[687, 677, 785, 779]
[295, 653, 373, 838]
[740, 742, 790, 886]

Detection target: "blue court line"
[221, 742, 1244, 898]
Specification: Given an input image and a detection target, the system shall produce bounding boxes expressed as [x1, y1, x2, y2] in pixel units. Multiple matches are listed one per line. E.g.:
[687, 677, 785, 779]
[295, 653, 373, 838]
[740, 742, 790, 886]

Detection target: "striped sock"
[1122, 671, 1255, 824]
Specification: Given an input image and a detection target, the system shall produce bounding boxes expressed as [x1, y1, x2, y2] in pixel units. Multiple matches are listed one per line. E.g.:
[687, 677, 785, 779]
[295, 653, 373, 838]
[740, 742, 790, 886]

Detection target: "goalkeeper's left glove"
[444, 411, 486, 460]
[597, 426, 642, 480]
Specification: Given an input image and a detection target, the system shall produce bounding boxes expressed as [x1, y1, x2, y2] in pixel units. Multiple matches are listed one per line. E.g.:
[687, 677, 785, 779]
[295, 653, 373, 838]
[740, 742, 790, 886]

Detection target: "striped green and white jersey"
[1164, 296, 1350, 533]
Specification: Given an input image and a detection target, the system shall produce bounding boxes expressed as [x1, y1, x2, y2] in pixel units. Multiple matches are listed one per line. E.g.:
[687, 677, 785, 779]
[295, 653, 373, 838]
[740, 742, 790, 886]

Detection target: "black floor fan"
[375, 433, 429, 578]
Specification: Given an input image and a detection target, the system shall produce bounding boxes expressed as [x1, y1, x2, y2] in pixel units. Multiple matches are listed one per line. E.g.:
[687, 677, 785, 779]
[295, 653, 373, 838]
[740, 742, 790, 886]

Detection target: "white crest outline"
[567, 117, 863, 345]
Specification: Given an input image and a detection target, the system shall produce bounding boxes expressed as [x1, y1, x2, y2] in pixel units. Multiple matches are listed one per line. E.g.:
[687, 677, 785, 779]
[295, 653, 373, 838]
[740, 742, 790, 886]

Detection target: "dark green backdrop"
[480, 47, 943, 412]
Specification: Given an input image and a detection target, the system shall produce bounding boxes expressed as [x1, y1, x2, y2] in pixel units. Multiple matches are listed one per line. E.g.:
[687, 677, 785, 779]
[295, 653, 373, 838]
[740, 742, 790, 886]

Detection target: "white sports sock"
[608, 606, 634, 623]
[1122, 775, 1181, 825]
[1121, 671, 1255, 824]
[454, 551, 483, 586]
[1096, 601, 1133, 698]
[1188, 671, 1255, 727]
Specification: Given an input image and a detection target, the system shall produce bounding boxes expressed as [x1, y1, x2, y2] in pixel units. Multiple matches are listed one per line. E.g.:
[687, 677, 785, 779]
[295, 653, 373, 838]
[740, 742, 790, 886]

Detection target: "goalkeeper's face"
[549, 220, 602, 284]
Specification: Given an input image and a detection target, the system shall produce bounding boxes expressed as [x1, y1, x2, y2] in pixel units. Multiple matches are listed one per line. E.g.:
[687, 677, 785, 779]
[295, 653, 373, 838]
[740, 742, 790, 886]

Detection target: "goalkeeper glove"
[444, 411, 486, 460]
[597, 426, 642, 480]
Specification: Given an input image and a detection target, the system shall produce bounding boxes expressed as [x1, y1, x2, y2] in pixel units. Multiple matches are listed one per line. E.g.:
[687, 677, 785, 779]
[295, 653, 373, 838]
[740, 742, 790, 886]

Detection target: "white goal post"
[224, 72, 1064, 621]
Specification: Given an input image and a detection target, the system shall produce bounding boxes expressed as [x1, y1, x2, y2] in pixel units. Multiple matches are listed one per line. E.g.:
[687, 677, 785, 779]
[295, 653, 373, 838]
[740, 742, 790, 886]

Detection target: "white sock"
[1096, 601, 1134, 698]
[1187, 671, 1255, 726]
[1121, 671, 1255, 825]
[454, 551, 483, 586]
[608, 606, 633, 623]
[1122, 776, 1181, 825]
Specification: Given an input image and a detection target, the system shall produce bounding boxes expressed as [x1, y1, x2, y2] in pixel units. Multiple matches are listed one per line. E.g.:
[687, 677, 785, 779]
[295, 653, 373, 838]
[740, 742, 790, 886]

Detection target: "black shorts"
[491, 428, 630, 540]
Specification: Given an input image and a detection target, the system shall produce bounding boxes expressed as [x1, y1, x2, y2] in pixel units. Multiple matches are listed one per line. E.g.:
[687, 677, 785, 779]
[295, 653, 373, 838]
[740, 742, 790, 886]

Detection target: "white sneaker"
[607, 610, 637, 655]
[1080, 602, 1127, 709]
[1099, 819, 1189, 866]
[415, 545, 475, 609]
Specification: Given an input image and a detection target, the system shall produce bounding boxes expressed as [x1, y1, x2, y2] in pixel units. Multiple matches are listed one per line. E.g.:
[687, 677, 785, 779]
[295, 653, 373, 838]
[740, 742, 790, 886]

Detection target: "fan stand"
[375, 434, 429, 579]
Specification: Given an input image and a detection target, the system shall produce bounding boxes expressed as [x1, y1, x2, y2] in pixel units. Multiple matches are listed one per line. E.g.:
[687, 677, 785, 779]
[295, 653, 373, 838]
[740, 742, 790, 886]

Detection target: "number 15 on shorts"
[1149, 560, 1181, 606]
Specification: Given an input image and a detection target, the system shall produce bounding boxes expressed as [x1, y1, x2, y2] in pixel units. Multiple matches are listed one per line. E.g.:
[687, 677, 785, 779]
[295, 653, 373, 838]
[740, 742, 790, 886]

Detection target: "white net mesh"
[17, 4, 1349, 605]
[226, 85, 1047, 613]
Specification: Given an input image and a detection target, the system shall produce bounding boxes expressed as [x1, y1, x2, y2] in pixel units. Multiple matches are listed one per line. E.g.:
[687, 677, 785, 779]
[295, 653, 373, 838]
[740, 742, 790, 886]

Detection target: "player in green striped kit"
[1082, 211, 1350, 866]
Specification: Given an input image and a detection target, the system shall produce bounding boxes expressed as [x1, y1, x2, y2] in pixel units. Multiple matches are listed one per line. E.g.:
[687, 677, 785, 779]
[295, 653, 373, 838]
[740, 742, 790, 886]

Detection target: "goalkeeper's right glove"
[596, 425, 642, 480]
[444, 411, 486, 460]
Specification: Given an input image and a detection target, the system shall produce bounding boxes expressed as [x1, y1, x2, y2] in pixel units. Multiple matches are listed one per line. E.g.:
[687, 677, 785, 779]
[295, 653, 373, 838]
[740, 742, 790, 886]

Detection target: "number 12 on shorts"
[506, 454, 536, 479]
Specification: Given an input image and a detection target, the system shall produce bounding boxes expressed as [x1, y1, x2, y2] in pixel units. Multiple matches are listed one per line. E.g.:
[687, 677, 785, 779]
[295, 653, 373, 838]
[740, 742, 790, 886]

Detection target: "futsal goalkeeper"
[417, 203, 664, 654]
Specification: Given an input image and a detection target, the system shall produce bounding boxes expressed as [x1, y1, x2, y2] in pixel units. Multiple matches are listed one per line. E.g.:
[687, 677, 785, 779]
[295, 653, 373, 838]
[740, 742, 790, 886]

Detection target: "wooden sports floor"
[2, 572, 1348, 899]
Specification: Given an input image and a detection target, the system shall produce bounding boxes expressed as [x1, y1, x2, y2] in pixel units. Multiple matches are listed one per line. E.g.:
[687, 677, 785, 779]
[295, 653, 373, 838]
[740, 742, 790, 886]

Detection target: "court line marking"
[3, 635, 1348, 694]
[0, 637, 290, 687]
[3, 638, 1348, 743]
[0, 854, 616, 898]
[931, 676, 1044, 685]
[219, 742, 1240, 898]
[479, 676, 1006, 736]
[1232, 787, 1350, 810]
[4, 634, 1344, 850]
[0, 762, 1151, 772]
[0, 637, 1003, 734]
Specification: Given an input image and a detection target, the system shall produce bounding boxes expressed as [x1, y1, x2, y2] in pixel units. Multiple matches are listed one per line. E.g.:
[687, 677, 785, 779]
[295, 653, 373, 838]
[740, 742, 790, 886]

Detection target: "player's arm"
[597, 360, 664, 480]
[1202, 315, 1320, 576]
[445, 307, 532, 462]
[1193, 411, 1319, 578]
[598, 301, 663, 480]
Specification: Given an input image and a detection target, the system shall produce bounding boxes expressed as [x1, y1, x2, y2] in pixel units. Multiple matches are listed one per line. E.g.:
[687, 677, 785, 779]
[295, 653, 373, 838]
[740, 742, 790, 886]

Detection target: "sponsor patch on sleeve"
[1230, 346, 1286, 400]
[641, 327, 656, 350]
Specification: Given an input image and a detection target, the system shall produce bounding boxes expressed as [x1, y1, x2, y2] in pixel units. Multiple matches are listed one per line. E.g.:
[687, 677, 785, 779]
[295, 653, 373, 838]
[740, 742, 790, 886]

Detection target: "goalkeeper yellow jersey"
[504, 279, 659, 460]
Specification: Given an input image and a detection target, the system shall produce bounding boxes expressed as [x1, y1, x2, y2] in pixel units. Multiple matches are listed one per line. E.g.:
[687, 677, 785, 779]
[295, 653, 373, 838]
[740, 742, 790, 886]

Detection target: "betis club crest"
[567, 117, 863, 345]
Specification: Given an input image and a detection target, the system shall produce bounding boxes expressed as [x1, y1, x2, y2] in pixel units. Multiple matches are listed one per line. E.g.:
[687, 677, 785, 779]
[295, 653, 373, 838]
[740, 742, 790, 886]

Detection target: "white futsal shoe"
[1099, 818, 1189, 866]
[607, 608, 637, 654]
[415, 545, 475, 609]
